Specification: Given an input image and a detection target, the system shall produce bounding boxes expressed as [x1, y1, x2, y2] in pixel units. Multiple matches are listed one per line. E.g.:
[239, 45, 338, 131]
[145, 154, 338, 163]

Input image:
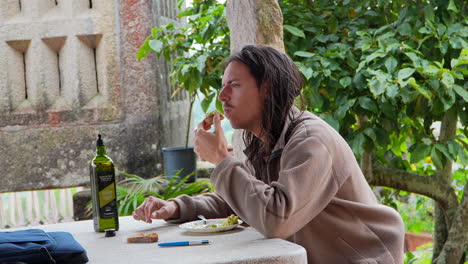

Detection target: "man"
[133, 45, 405, 263]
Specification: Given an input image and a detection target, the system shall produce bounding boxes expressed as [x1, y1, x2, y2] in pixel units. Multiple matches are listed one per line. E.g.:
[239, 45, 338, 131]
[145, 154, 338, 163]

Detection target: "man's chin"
[228, 120, 241, 130]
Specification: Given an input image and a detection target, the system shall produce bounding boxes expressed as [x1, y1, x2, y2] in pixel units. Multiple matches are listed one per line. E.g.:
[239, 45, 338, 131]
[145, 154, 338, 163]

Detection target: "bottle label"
[97, 171, 117, 219]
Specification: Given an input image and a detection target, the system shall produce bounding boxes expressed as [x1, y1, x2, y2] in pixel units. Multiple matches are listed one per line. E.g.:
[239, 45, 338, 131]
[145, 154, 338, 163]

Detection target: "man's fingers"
[132, 211, 140, 220]
[152, 206, 168, 219]
[214, 113, 224, 135]
[143, 202, 152, 223]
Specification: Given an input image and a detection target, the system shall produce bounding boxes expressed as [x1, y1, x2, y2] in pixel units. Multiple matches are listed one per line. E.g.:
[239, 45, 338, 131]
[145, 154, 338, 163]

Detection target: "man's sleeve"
[167, 192, 235, 223]
[210, 133, 341, 239]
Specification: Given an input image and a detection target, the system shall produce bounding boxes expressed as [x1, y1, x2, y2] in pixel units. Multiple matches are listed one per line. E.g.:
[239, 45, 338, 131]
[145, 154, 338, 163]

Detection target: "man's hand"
[132, 196, 180, 224]
[194, 113, 229, 165]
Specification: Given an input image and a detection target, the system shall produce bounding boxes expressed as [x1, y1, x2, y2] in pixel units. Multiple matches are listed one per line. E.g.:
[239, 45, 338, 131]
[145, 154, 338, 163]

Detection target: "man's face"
[220, 61, 265, 136]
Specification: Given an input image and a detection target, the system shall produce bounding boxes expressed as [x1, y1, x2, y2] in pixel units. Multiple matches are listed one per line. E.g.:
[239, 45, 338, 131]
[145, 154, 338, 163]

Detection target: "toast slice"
[126, 232, 159, 243]
[203, 110, 225, 130]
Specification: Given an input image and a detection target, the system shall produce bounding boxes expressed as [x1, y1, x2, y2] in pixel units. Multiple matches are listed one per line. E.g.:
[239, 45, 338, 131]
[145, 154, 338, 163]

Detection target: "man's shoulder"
[288, 110, 344, 145]
[291, 111, 330, 133]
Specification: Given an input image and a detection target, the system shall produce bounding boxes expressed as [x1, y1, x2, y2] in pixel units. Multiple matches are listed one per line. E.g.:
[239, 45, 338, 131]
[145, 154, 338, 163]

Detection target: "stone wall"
[0, 0, 187, 192]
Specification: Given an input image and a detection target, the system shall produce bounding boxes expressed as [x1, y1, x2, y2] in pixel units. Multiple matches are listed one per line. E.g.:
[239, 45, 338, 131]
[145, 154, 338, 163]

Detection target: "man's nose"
[219, 86, 230, 102]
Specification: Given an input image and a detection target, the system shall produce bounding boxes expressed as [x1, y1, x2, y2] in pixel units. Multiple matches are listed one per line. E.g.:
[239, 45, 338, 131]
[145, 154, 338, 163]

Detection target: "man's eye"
[231, 83, 239, 87]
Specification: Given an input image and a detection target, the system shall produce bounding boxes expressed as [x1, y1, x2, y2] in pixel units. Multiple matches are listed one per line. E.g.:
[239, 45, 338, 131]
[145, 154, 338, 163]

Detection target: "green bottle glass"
[89, 134, 119, 232]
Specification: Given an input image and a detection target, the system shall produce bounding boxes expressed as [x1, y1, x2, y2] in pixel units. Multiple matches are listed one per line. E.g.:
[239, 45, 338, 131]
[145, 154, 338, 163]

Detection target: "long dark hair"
[226, 45, 304, 177]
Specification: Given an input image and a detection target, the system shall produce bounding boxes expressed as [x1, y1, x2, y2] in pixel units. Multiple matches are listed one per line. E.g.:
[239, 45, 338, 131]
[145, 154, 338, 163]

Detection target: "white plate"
[179, 218, 243, 233]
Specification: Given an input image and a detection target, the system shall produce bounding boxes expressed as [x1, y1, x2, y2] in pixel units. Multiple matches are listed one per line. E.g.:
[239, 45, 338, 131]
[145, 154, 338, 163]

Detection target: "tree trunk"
[433, 107, 458, 261]
[434, 182, 468, 264]
[367, 107, 466, 263]
[433, 204, 449, 260]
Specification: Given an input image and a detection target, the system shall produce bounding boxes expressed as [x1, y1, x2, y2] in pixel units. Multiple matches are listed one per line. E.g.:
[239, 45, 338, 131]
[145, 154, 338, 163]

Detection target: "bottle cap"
[97, 134, 104, 146]
[105, 229, 116, 237]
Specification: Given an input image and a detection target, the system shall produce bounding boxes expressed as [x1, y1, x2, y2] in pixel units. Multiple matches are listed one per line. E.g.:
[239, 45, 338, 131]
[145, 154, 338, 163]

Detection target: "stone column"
[226, 0, 284, 159]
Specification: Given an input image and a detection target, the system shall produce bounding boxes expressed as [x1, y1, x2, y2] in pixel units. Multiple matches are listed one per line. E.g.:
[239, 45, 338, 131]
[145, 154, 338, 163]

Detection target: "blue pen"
[158, 240, 210, 247]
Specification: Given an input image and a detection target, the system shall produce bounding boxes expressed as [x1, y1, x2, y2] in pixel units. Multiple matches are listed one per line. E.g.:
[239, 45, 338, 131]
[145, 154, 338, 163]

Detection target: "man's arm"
[210, 133, 341, 239]
[167, 192, 235, 223]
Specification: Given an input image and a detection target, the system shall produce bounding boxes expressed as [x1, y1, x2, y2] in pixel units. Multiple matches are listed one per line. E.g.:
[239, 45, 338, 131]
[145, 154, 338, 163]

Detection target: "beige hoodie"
[171, 107, 405, 263]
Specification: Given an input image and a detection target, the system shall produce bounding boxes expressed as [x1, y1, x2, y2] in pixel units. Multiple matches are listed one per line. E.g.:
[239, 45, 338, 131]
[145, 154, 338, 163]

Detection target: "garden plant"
[116, 170, 214, 216]
[137, 0, 229, 147]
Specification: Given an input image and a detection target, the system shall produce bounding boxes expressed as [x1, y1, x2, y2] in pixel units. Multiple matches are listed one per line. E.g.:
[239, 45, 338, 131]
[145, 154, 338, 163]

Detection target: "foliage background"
[280, 0, 467, 173]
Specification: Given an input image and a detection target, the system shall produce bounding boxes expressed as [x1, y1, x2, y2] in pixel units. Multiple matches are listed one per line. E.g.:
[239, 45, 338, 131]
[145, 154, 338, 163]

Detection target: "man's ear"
[260, 83, 269, 97]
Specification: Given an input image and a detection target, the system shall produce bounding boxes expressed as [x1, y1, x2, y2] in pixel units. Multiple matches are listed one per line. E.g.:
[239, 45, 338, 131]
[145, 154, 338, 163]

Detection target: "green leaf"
[374, 128, 390, 147]
[369, 77, 386, 97]
[418, 27, 432, 34]
[178, 8, 194, 17]
[151, 27, 159, 38]
[165, 23, 175, 31]
[385, 57, 398, 73]
[216, 97, 223, 114]
[437, 24, 447, 37]
[459, 146, 468, 165]
[438, 41, 449, 55]
[201, 93, 215, 112]
[339, 77, 352, 88]
[322, 114, 340, 131]
[423, 5, 435, 23]
[461, 48, 468, 57]
[436, 143, 455, 161]
[296, 62, 313, 80]
[294, 51, 315, 57]
[202, 24, 216, 41]
[196, 55, 207, 73]
[308, 79, 324, 109]
[410, 144, 432, 163]
[441, 72, 454, 90]
[363, 128, 377, 142]
[398, 68, 415, 82]
[304, 27, 318, 33]
[366, 51, 386, 63]
[149, 39, 164, 53]
[440, 89, 456, 111]
[386, 84, 399, 99]
[408, 78, 432, 100]
[323, 52, 343, 59]
[358, 96, 378, 113]
[361, 43, 372, 51]
[447, 140, 459, 159]
[284, 25, 306, 38]
[431, 148, 445, 169]
[453, 85, 468, 102]
[398, 23, 412, 36]
[350, 133, 366, 157]
[316, 35, 329, 43]
[423, 65, 440, 77]
[136, 38, 152, 60]
[405, 53, 421, 68]
[447, 0, 459, 13]
[381, 102, 396, 117]
[449, 37, 464, 49]
[334, 104, 349, 120]
[422, 138, 432, 145]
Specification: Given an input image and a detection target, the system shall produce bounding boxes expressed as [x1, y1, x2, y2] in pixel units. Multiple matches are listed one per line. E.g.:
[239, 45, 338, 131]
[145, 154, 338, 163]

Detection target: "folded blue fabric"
[0, 229, 88, 264]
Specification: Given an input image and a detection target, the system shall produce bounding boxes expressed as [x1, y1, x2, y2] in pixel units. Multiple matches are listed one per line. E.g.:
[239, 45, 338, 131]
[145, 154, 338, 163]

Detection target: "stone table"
[8, 216, 307, 264]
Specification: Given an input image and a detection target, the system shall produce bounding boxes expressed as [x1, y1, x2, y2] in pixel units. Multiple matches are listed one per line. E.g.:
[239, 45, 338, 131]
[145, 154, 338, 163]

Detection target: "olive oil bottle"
[89, 134, 119, 232]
